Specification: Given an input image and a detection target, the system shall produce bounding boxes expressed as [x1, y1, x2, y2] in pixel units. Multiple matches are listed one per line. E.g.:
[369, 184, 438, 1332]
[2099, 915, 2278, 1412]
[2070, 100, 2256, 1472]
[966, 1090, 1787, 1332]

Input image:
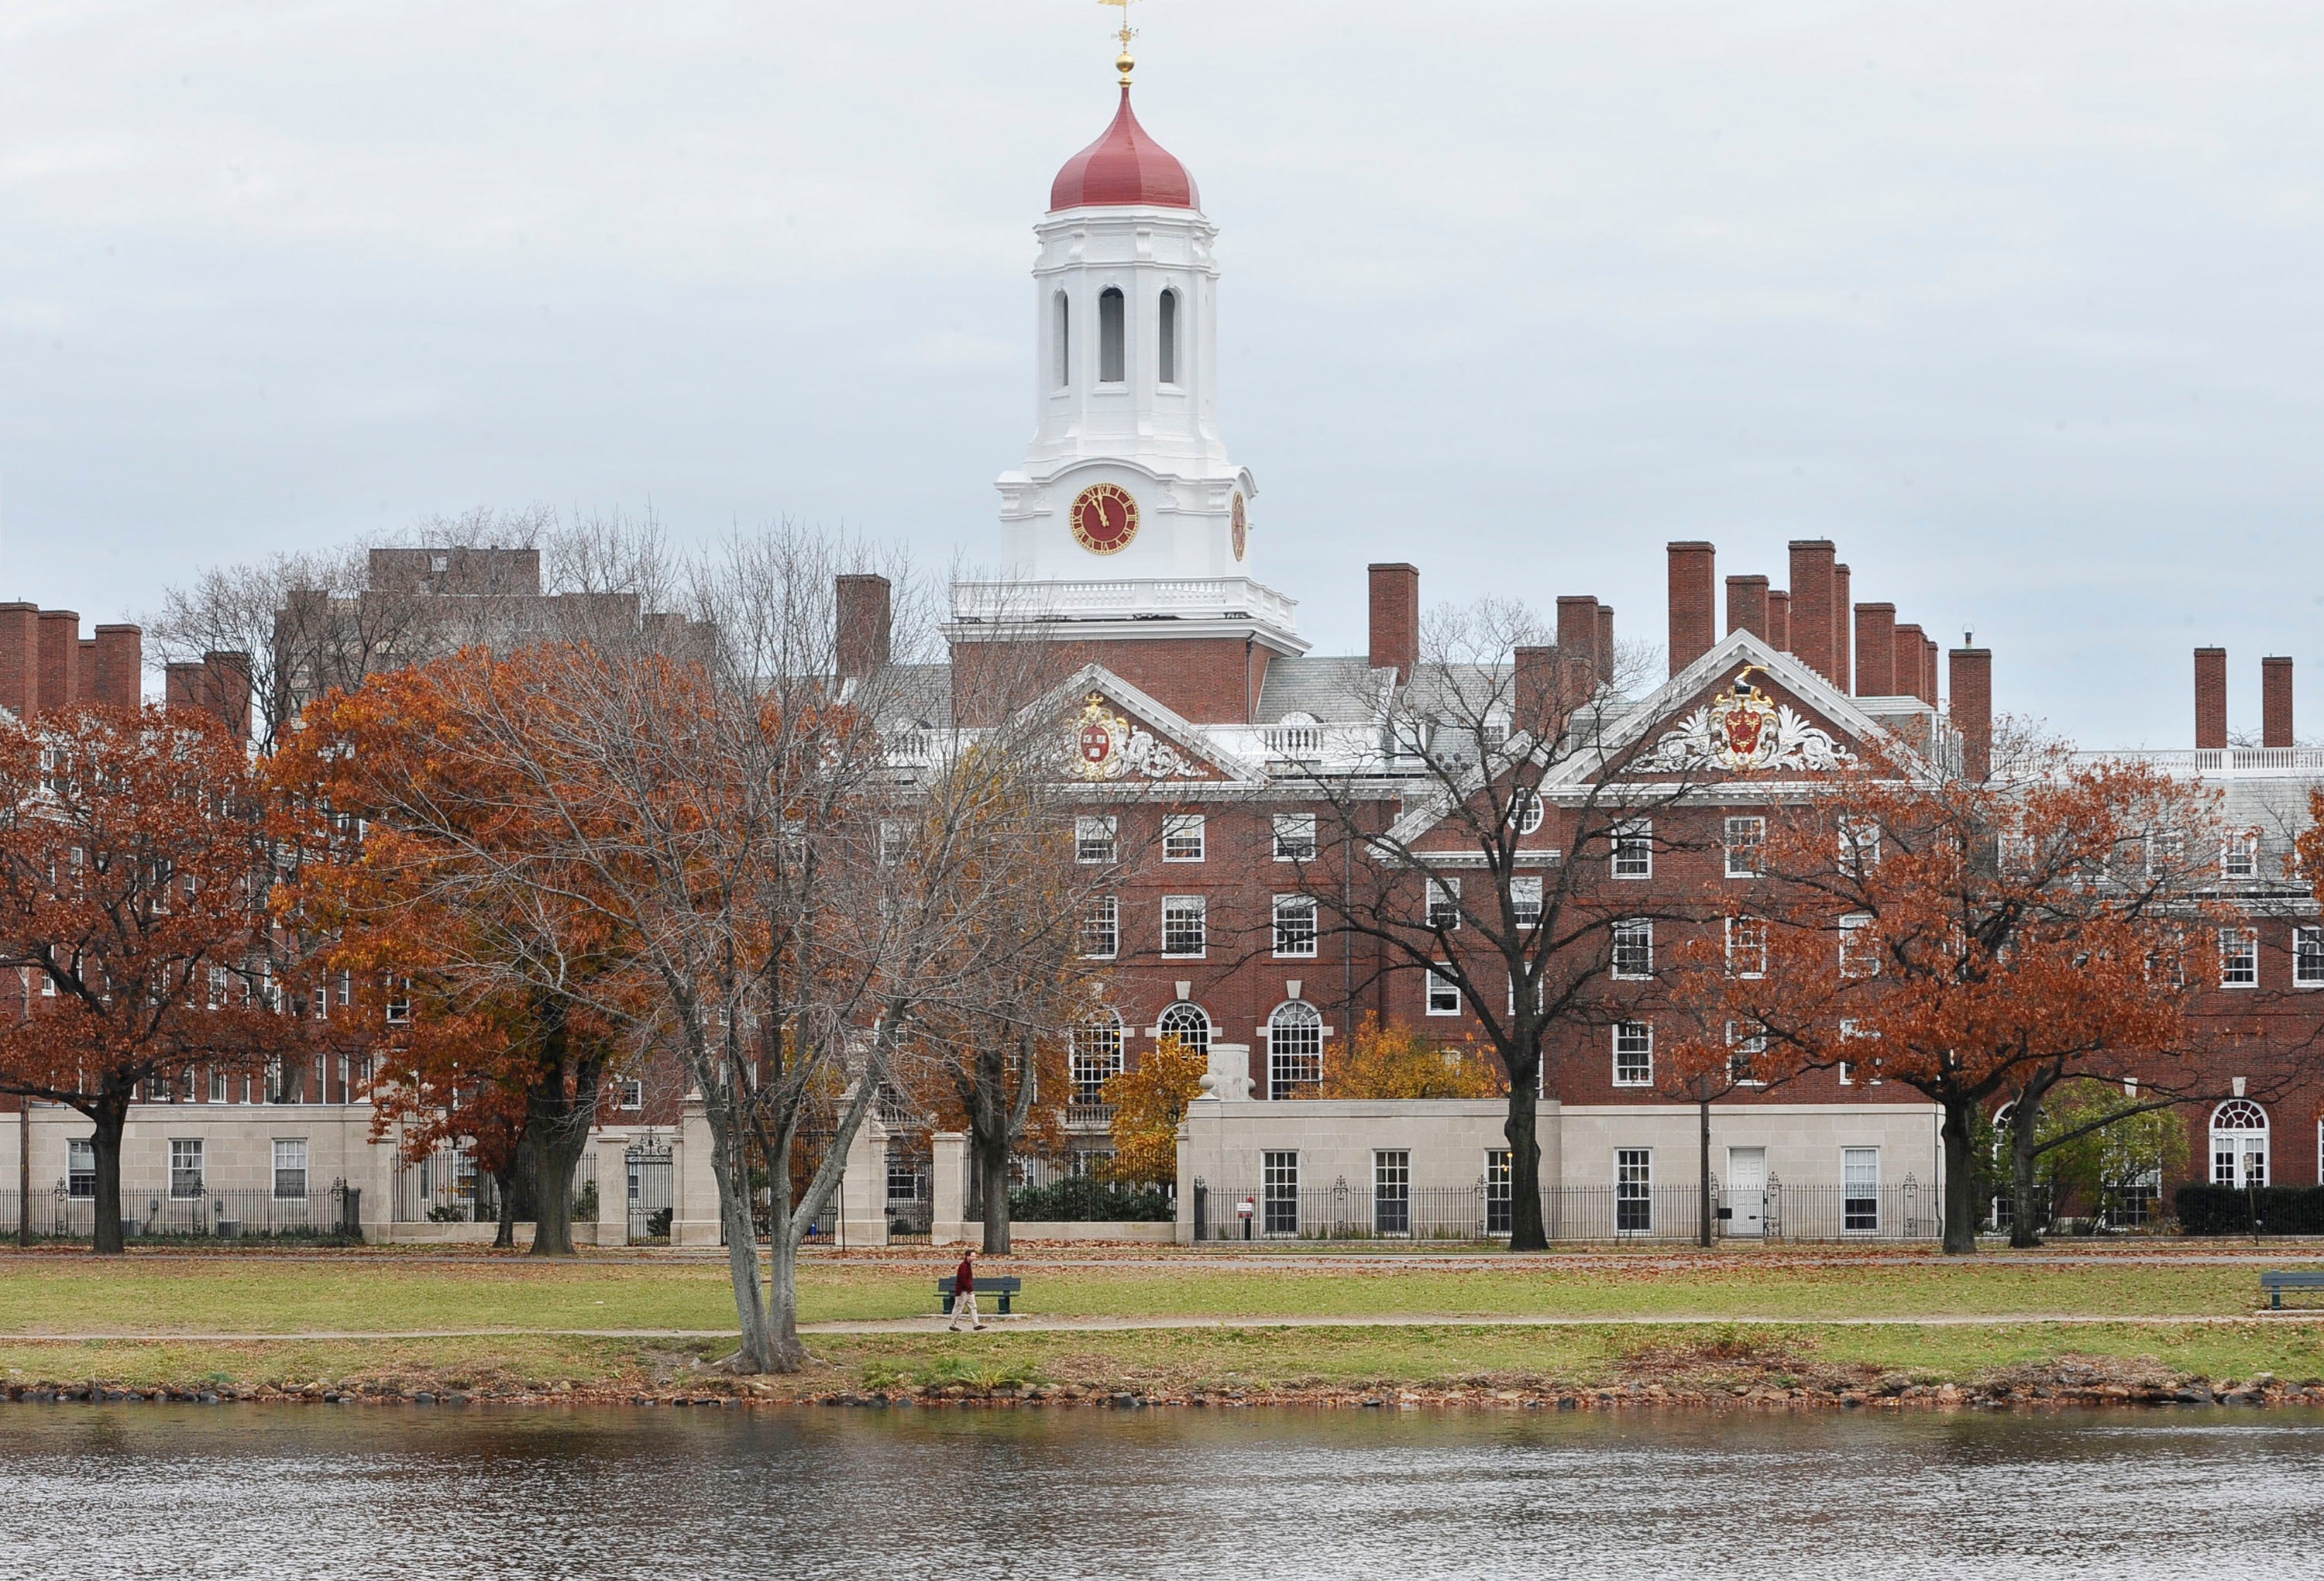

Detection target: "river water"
[0, 1404, 2314, 1578]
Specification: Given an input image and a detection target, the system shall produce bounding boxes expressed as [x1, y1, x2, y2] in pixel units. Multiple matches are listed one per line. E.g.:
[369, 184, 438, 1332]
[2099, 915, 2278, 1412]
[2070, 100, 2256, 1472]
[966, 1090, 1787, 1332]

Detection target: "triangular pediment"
[1016, 663, 1260, 786]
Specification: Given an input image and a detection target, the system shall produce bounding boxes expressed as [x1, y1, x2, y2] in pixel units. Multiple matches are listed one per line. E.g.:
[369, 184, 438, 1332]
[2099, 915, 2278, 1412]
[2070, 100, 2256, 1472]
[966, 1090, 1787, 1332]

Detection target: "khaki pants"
[949, 1287, 981, 1329]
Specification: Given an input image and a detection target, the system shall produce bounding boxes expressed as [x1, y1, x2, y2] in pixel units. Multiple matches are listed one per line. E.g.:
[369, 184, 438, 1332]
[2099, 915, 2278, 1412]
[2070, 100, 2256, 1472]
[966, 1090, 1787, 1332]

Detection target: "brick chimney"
[1786, 541, 1836, 682]
[1514, 645, 1557, 738]
[1594, 605, 1615, 684]
[0, 604, 37, 717]
[167, 651, 253, 744]
[1949, 643, 1992, 782]
[1894, 624, 1927, 704]
[1767, 590, 1791, 653]
[1853, 603, 1896, 696]
[1831, 564, 1852, 692]
[36, 610, 79, 713]
[1922, 634, 1940, 708]
[1725, 576, 1769, 642]
[2194, 648, 2227, 750]
[1368, 563, 1420, 684]
[1667, 542, 1717, 675]
[1556, 595, 1600, 672]
[91, 625, 141, 710]
[834, 573, 892, 682]
[2262, 656, 2294, 749]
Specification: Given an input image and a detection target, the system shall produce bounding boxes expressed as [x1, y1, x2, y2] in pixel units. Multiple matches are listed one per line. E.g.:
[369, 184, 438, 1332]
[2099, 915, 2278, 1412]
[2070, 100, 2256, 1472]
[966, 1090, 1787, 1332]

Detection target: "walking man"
[948, 1249, 985, 1332]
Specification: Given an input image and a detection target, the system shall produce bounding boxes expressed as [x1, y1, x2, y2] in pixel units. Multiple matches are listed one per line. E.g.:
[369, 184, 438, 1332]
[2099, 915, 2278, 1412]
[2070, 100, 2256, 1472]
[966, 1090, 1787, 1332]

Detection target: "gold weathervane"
[1098, 0, 1140, 84]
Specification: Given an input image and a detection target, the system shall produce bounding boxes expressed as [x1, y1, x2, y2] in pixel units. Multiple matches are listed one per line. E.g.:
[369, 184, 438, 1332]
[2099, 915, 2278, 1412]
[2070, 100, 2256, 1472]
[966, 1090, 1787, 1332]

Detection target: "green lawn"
[0, 1249, 2318, 1335]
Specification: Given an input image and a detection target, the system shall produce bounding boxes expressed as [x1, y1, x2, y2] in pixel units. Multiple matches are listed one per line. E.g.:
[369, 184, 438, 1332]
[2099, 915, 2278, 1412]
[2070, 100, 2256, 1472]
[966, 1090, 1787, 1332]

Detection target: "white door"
[1725, 1147, 1768, 1237]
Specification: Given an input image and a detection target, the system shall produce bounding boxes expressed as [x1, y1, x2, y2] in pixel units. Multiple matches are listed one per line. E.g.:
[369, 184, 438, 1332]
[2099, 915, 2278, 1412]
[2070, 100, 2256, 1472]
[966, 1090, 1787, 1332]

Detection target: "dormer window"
[1098, 287, 1126, 383]
[1157, 288, 1179, 385]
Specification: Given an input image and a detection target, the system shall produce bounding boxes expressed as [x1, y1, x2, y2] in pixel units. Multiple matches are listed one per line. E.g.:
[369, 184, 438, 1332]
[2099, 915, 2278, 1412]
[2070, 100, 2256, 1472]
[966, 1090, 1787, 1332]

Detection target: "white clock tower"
[955, 44, 1305, 663]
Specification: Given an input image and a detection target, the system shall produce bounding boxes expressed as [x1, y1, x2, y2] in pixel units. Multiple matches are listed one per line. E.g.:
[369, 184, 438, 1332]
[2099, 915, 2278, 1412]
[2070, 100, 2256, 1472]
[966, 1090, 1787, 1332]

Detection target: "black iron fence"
[0, 1182, 361, 1242]
[391, 1146, 596, 1224]
[1191, 1176, 1944, 1244]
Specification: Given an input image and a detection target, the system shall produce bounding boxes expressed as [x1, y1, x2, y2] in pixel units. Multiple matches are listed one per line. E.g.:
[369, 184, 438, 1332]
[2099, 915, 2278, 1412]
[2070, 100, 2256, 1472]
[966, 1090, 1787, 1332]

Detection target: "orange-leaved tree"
[1102, 1033, 1206, 1185]
[1665, 727, 2223, 1254]
[0, 704, 304, 1252]
[1319, 1016, 1506, 1098]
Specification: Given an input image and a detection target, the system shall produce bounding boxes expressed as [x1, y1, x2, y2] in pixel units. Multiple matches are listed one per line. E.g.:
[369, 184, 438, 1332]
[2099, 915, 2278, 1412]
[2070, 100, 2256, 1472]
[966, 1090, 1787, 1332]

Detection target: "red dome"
[1048, 88, 1200, 211]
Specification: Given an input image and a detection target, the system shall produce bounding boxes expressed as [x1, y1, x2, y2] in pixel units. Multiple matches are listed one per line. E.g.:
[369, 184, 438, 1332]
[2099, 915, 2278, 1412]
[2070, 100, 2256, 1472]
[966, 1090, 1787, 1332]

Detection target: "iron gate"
[626, 1143, 674, 1241]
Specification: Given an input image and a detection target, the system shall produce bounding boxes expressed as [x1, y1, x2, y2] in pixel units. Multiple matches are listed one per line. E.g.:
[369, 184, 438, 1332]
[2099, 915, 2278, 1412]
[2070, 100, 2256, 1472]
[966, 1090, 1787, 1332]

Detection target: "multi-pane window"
[1267, 1002, 1324, 1099]
[1272, 814, 1317, 861]
[385, 977, 412, 1026]
[1839, 912, 1879, 978]
[1070, 1013, 1125, 1105]
[1272, 894, 1318, 957]
[1611, 919, 1653, 979]
[273, 1139, 309, 1201]
[1507, 786, 1545, 836]
[1485, 1149, 1513, 1236]
[1161, 895, 1208, 957]
[617, 1077, 645, 1111]
[1263, 1150, 1299, 1235]
[878, 819, 909, 866]
[1511, 876, 1543, 928]
[1613, 1022, 1653, 1087]
[1615, 1148, 1652, 1233]
[1425, 967, 1461, 1016]
[1726, 916, 1767, 978]
[1726, 1021, 1768, 1085]
[2222, 830, 2260, 880]
[1612, 820, 1652, 879]
[1080, 896, 1119, 960]
[2297, 926, 2324, 989]
[2211, 1099, 2269, 1187]
[1724, 816, 1765, 878]
[1162, 813, 1207, 862]
[1426, 877, 1461, 931]
[169, 1138, 205, 1200]
[1157, 1002, 1211, 1054]
[67, 1139, 95, 1199]
[1373, 1150, 1411, 1236]
[2220, 927, 2260, 988]
[1839, 816, 1881, 875]
[1075, 816, 1118, 864]
[1841, 1147, 1880, 1233]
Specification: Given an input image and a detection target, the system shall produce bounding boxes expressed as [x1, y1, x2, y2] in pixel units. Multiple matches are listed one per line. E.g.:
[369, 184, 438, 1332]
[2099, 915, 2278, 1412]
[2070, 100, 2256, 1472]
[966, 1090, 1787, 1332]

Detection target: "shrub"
[1008, 1175, 1174, 1222]
[2174, 1183, 2324, 1236]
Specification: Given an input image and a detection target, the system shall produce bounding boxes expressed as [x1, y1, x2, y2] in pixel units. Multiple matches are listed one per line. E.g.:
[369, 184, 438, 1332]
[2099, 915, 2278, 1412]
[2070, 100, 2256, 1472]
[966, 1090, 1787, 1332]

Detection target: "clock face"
[1070, 483, 1139, 555]
[1231, 492, 1247, 562]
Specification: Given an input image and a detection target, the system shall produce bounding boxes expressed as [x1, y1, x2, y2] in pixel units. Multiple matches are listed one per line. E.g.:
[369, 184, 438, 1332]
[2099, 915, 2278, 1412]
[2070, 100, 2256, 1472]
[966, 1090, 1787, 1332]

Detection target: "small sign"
[1237, 1198, 1255, 1218]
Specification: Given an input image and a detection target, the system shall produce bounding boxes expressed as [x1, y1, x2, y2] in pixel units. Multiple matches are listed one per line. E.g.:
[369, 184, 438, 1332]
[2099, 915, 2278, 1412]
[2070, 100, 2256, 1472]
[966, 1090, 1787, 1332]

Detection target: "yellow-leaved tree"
[1319, 1016, 1508, 1099]
[1102, 1034, 1207, 1184]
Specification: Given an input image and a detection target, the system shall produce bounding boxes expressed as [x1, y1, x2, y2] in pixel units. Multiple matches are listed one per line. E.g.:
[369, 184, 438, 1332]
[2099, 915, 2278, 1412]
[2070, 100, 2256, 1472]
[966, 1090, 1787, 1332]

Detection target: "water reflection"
[0, 1404, 2315, 1579]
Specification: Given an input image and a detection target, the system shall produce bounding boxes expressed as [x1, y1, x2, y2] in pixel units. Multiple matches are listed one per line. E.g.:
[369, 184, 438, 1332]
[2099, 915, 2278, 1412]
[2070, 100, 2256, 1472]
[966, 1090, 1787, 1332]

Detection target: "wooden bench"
[937, 1276, 1022, 1315]
[2261, 1270, 2324, 1310]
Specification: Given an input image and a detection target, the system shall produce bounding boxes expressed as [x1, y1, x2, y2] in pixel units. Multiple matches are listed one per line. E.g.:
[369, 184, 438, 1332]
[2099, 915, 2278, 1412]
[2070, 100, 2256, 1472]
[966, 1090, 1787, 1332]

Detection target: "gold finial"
[1098, 0, 1139, 85]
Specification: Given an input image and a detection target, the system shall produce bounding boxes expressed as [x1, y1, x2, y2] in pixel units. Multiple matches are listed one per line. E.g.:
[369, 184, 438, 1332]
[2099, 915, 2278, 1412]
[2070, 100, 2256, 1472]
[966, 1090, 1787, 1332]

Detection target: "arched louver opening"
[1098, 287, 1126, 383]
[1157, 288, 1179, 385]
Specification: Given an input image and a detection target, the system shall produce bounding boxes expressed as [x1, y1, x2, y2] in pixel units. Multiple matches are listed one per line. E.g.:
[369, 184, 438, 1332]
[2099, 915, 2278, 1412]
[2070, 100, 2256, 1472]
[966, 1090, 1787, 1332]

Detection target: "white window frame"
[1161, 895, 1208, 959]
[1426, 876, 1461, 932]
[1612, 1021, 1653, 1088]
[1272, 893, 1318, 959]
[1726, 915, 1767, 979]
[67, 1139, 96, 1198]
[1267, 1002, 1324, 1100]
[1725, 1021, 1769, 1087]
[2220, 926, 2259, 988]
[1511, 876, 1543, 928]
[616, 1077, 645, 1111]
[1162, 813, 1207, 863]
[1724, 816, 1765, 878]
[1507, 786, 1545, 836]
[1080, 895, 1119, 961]
[1070, 1012, 1126, 1106]
[273, 1138, 310, 1201]
[2210, 1099, 2268, 1187]
[2297, 926, 2324, 989]
[878, 818, 909, 867]
[1839, 912, 1879, 978]
[1614, 1148, 1652, 1234]
[2222, 830, 2260, 880]
[1272, 814, 1317, 862]
[1841, 1146, 1880, 1234]
[1425, 966, 1461, 1017]
[1611, 918, 1653, 980]
[1611, 820, 1653, 880]
[1839, 816, 1881, 874]
[1074, 815, 1118, 865]
[169, 1137, 205, 1200]
[1157, 1002, 1211, 1054]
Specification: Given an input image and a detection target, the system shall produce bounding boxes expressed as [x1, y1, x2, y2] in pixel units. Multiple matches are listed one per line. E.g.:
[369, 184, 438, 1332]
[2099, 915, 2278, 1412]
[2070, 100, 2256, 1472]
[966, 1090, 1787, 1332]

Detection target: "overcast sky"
[4, 1, 2321, 744]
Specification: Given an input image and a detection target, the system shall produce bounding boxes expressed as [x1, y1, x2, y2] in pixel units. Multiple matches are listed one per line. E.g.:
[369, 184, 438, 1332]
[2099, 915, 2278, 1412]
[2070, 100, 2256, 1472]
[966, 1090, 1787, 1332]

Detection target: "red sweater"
[954, 1258, 976, 1296]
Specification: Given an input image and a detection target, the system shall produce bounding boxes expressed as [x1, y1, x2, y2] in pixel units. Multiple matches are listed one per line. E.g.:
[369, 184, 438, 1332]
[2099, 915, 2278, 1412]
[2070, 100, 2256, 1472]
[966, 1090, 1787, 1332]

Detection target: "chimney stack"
[1894, 624, 1927, 704]
[167, 651, 253, 744]
[1786, 541, 1837, 682]
[2262, 656, 2294, 749]
[1667, 541, 1717, 675]
[2194, 648, 2228, 750]
[91, 625, 141, 710]
[1725, 576, 1769, 643]
[1854, 603, 1896, 696]
[834, 573, 893, 682]
[1831, 564, 1852, 692]
[1923, 634, 1939, 707]
[0, 604, 37, 718]
[1594, 605, 1615, 685]
[1949, 643, 1992, 782]
[1767, 590, 1792, 652]
[1368, 563, 1420, 684]
[36, 610, 80, 713]
[1514, 645, 1557, 737]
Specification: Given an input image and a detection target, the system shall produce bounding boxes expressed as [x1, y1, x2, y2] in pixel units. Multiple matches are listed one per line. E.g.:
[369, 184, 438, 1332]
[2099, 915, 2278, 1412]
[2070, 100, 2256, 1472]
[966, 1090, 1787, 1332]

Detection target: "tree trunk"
[1940, 1098, 1979, 1255]
[492, 1160, 518, 1249]
[88, 1099, 129, 1255]
[1697, 1092, 1714, 1249]
[528, 1126, 585, 1258]
[2008, 1088, 2048, 1249]
[710, 1101, 779, 1373]
[1504, 1070, 1547, 1251]
[977, 1127, 1012, 1256]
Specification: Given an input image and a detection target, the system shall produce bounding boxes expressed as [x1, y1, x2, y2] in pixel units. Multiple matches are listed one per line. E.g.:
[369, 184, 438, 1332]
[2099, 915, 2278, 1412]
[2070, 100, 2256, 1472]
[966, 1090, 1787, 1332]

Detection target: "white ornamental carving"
[1646, 668, 1855, 772]
[1065, 693, 1207, 782]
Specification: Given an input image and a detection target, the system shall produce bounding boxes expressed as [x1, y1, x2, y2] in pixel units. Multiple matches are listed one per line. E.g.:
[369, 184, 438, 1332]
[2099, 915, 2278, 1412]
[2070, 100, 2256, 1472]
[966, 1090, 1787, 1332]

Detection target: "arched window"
[1071, 1010, 1123, 1107]
[1267, 1001, 1323, 1100]
[1157, 1001, 1210, 1055]
[1098, 287, 1126, 383]
[2211, 1099, 2269, 1187]
[1157, 288, 1179, 385]
[1054, 291, 1071, 388]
